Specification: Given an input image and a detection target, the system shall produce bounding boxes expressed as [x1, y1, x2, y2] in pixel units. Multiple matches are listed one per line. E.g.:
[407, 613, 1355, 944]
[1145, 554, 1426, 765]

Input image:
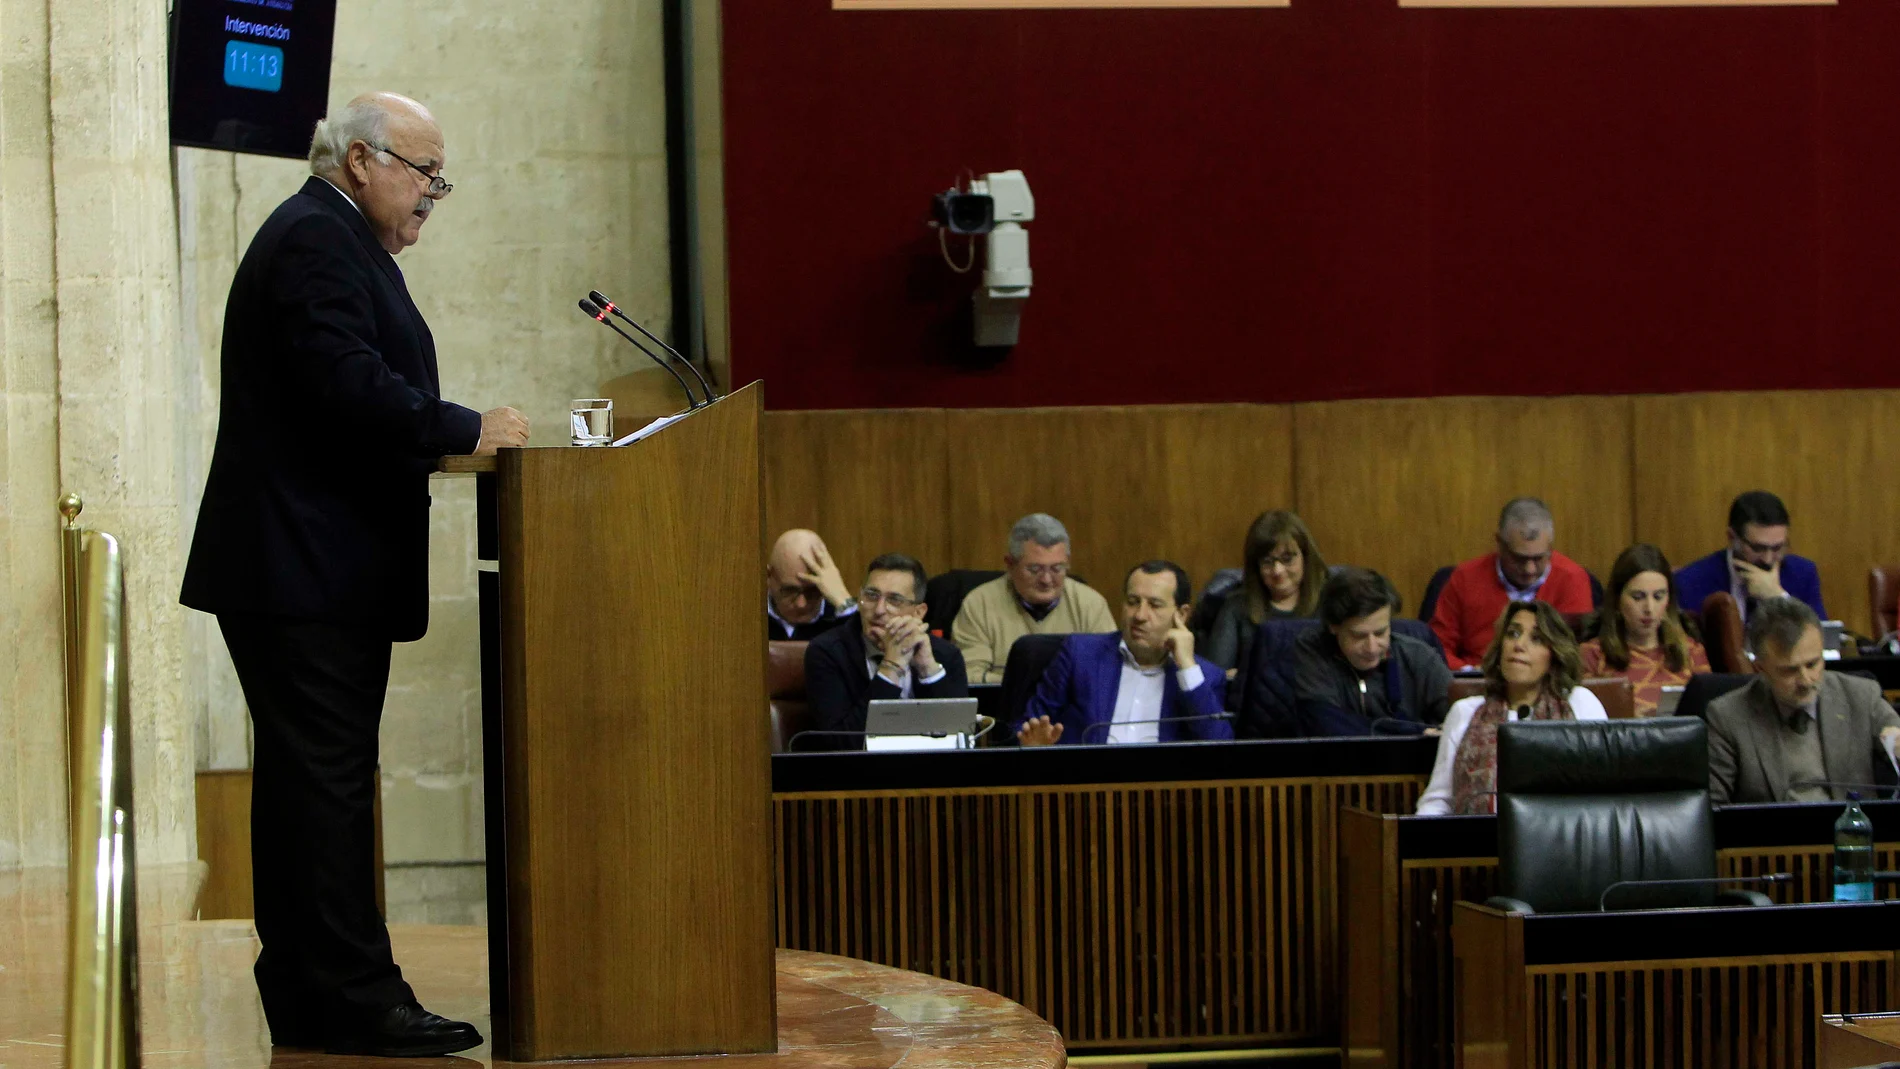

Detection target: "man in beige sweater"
[953, 513, 1117, 683]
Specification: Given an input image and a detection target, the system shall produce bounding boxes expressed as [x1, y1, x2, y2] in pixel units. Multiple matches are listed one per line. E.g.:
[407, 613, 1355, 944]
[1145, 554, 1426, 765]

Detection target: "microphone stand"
[589, 289, 719, 404]
[578, 299, 702, 410]
[1597, 873, 1793, 912]
[1080, 712, 1234, 744]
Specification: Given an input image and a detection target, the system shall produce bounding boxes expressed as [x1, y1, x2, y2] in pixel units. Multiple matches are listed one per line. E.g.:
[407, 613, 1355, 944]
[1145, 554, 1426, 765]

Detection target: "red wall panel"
[720, 0, 1900, 410]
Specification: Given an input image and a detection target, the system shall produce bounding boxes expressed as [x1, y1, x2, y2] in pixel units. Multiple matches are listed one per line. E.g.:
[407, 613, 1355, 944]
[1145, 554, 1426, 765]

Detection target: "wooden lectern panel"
[494, 384, 774, 1060]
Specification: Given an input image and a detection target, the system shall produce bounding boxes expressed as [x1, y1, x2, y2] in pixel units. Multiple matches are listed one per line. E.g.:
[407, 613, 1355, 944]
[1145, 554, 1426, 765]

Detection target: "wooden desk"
[1341, 802, 1900, 1069]
[1456, 901, 1900, 1069]
[773, 737, 1437, 1053]
[1821, 1011, 1900, 1068]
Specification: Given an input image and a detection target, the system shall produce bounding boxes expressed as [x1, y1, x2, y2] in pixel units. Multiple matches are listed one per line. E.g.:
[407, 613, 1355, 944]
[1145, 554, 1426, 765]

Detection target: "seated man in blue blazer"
[1675, 490, 1826, 623]
[1014, 560, 1232, 746]
[805, 553, 968, 750]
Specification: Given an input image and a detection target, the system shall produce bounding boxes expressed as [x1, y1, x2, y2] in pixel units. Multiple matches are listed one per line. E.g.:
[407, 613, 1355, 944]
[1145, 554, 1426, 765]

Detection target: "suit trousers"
[220, 615, 414, 1038]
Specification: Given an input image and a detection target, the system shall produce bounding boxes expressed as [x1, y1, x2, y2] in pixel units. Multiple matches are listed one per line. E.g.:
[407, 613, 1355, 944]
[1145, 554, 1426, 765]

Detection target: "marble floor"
[0, 866, 1065, 1069]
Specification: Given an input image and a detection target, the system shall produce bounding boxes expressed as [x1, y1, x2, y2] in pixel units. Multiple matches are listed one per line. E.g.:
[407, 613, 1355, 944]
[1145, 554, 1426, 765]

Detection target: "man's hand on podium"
[474, 407, 531, 455]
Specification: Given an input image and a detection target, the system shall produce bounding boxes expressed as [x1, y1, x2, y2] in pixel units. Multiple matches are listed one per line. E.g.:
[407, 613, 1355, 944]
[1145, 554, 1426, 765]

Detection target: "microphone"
[589, 290, 718, 405]
[1080, 712, 1235, 743]
[787, 717, 991, 752]
[1597, 873, 1794, 912]
[1368, 716, 1428, 737]
[578, 299, 701, 411]
[784, 728, 948, 751]
[1790, 779, 1898, 799]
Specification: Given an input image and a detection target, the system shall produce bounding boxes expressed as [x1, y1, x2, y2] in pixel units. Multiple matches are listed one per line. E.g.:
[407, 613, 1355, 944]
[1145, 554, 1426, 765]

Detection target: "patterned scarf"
[1450, 690, 1574, 815]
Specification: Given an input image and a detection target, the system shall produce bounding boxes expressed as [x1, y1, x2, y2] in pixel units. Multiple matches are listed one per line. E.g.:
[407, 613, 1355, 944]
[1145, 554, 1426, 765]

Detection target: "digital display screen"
[170, 0, 335, 158]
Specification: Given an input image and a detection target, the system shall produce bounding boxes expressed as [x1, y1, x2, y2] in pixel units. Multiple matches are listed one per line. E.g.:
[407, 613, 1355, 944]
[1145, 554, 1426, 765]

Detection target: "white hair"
[1007, 513, 1071, 558]
[308, 100, 391, 177]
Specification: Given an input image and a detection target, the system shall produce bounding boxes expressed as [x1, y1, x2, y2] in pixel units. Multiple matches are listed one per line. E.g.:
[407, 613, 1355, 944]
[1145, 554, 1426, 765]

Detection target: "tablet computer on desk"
[866, 697, 981, 751]
[1656, 685, 1685, 716]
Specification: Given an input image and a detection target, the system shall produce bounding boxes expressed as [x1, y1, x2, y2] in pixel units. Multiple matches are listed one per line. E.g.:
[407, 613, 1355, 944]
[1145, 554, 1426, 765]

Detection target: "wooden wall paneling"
[943, 405, 1295, 603]
[194, 770, 253, 920]
[1631, 390, 1900, 639]
[193, 768, 386, 920]
[1292, 396, 1635, 620]
[762, 409, 952, 582]
[774, 775, 1422, 1050]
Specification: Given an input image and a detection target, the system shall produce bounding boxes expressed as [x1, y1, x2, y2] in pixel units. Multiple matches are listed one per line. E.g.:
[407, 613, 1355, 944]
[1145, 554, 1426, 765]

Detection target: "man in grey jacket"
[1708, 597, 1900, 804]
[1294, 567, 1452, 736]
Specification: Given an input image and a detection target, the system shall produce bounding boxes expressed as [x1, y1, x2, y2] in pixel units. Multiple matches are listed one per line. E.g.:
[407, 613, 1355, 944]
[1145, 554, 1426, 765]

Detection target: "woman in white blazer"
[1417, 600, 1606, 815]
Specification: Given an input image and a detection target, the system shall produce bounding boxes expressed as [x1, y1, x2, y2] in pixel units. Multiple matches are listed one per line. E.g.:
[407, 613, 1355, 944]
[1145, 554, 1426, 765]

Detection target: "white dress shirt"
[318, 175, 363, 216]
[766, 597, 858, 639]
[1105, 640, 1206, 745]
[1415, 687, 1608, 815]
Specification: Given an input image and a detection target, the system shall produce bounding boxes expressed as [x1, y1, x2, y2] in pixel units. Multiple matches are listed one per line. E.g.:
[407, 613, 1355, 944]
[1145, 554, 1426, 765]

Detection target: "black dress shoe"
[326, 1002, 483, 1057]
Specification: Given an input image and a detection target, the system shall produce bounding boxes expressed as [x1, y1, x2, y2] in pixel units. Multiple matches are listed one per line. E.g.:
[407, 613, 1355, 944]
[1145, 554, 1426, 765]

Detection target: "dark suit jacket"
[1017, 632, 1231, 745]
[1675, 549, 1827, 621]
[805, 624, 970, 749]
[1706, 673, 1900, 803]
[180, 178, 482, 642]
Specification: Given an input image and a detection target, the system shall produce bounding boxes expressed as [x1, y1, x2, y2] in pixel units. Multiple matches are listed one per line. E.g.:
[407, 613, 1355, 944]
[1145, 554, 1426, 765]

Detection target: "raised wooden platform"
[0, 866, 1064, 1069]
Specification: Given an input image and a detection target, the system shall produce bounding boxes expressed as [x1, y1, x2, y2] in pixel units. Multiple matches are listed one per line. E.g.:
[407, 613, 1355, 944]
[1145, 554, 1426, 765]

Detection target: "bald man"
[181, 93, 514, 1056]
[767, 529, 859, 641]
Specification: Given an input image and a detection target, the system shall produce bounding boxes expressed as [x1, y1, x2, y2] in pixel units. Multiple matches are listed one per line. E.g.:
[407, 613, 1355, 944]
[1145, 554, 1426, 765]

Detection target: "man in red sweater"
[1430, 497, 1596, 669]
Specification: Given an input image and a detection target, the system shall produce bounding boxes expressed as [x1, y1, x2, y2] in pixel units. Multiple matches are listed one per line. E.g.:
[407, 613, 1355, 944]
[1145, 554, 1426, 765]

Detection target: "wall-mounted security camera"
[932, 188, 994, 235]
[930, 170, 1035, 347]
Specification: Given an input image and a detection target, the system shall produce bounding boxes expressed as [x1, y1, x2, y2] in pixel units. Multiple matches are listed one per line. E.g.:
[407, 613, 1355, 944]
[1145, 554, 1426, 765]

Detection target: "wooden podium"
[443, 383, 775, 1061]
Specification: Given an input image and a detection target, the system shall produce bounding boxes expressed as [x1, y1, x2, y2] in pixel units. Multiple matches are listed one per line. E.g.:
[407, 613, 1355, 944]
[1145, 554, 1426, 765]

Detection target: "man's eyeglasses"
[1022, 563, 1069, 580]
[370, 144, 453, 197]
[1735, 536, 1788, 557]
[859, 589, 916, 610]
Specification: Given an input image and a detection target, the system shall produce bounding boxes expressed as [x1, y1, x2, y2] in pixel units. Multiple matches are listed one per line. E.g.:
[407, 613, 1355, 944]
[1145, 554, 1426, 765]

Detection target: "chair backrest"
[1446, 676, 1633, 718]
[767, 640, 808, 698]
[1391, 617, 1446, 661]
[999, 633, 1069, 740]
[1584, 676, 1635, 719]
[1189, 567, 1245, 644]
[1587, 570, 1605, 609]
[1418, 565, 1456, 622]
[1871, 565, 1900, 639]
[923, 569, 1005, 639]
[1698, 591, 1748, 674]
[1495, 718, 1716, 912]
[1240, 617, 1323, 738]
[1674, 672, 1754, 722]
[767, 640, 811, 752]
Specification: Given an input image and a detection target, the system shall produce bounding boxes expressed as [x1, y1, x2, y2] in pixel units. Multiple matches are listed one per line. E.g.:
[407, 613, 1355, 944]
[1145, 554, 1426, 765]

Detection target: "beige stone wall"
[176, 0, 674, 920]
[0, 0, 69, 869]
[1, 0, 198, 867]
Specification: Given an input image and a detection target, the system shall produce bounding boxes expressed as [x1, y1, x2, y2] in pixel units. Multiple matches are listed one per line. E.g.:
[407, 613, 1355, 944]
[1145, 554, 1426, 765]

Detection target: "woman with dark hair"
[1580, 544, 1709, 717]
[1207, 511, 1328, 695]
[1416, 601, 1607, 815]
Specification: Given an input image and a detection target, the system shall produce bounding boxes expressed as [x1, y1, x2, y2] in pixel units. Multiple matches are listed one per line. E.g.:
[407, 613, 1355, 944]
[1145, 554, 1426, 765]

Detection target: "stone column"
[0, 0, 199, 867]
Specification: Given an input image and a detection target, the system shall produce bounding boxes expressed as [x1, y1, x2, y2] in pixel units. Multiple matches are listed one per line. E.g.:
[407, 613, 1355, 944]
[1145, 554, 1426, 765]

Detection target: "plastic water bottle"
[1833, 791, 1875, 903]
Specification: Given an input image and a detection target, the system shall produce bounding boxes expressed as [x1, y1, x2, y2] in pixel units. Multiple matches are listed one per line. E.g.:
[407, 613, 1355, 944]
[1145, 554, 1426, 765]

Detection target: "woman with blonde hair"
[1416, 601, 1607, 815]
[1580, 544, 1709, 716]
[1206, 511, 1328, 696]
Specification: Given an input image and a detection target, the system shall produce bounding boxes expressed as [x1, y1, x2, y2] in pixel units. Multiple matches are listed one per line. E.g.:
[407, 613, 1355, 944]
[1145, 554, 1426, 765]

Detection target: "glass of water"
[569, 398, 613, 447]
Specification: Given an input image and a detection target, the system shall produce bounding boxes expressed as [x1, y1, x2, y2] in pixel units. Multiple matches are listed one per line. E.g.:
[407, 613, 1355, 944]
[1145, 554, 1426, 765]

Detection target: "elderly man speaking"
[181, 93, 525, 1056]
